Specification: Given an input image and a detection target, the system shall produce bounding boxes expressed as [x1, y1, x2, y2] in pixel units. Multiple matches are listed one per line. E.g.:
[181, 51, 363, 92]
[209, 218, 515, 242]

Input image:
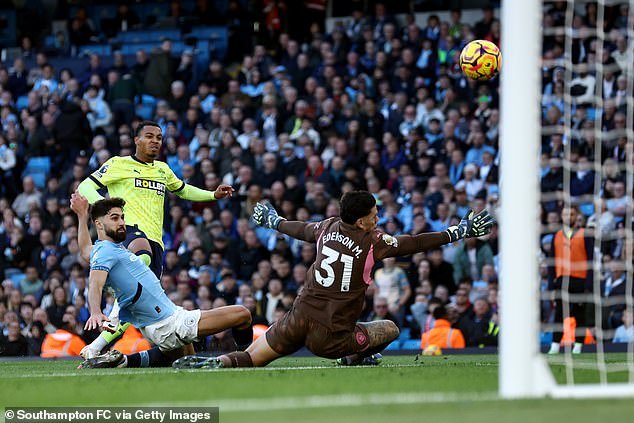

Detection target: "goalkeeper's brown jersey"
[279, 218, 450, 333]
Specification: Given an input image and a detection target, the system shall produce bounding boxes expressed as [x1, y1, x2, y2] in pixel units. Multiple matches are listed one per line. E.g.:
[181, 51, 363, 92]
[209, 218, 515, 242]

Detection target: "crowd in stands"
[1, 1, 633, 357]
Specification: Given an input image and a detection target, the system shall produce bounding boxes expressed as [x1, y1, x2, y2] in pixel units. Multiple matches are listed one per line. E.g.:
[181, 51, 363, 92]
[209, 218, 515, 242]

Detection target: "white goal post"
[498, 0, 634, 398]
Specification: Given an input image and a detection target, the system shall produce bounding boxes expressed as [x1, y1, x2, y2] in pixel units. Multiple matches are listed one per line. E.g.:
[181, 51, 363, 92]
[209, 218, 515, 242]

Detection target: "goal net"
[499, 0, 634, 398]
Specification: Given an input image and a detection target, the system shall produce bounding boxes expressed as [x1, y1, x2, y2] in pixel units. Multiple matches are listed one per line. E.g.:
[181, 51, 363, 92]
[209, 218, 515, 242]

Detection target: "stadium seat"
[44, 35, 57, 48]
[401, 339, 422, 350]
[24, 156, 51, 174]
[115, 29, 181, 44]
[78, 44, 112, 57]
[188, 26, 228, 54]
[120, 42, 158, 55]
[29, 172, 47, 190]
[16, 95, 28, 111]
[136, 104, 154, 120]
[398, 327, 411, 340]
[384, 340, 401, 350]
[22, 157, 51, 189]
[8, 271, 25, 289]
[579, 203, 594, 216]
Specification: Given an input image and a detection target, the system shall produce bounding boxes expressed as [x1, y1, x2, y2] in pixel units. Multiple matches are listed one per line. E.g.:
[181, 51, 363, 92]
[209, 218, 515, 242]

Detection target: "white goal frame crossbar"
[498, 0, 634, 398]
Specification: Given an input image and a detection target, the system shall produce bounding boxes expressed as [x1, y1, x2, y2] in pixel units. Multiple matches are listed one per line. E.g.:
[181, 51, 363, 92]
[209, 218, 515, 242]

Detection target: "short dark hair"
[91, 198, 126, 221]
[339, 191, 376, 224]
[432, 305, 448, 320]
[135, 120, 161, 137]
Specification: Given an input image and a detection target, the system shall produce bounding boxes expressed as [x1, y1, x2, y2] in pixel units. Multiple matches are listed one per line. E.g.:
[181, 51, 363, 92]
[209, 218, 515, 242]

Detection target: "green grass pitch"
[1, 354, 633, 423]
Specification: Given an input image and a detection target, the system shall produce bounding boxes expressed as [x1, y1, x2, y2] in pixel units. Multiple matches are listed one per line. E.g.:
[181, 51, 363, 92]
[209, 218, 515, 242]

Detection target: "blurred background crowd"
[0, 0, 632, 357]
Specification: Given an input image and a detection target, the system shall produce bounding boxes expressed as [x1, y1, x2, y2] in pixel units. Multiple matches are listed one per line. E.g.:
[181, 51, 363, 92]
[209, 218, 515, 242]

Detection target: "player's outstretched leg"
[172, 305, 256, 369]
[172, 325, 281, 369]
[80, 346, 174, 369]
[336, 320, 399, 366]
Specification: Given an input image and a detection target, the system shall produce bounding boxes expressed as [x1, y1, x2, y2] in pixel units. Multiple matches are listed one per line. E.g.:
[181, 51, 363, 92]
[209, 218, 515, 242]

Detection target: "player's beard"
[105, 226, 127, 243]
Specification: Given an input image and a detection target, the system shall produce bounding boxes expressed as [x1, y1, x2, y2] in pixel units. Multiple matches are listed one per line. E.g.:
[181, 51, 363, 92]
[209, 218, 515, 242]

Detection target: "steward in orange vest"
[41, 313, 86, 358]
[41, 329, 86, 358]
[421, 305, 466, 349]
[547, 206, 594, 351]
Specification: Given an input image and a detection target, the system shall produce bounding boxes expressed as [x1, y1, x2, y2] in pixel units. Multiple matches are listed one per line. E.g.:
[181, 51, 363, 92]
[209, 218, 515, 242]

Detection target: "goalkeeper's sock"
[100, 322, 132, 344]
[223, 351, 253, 368]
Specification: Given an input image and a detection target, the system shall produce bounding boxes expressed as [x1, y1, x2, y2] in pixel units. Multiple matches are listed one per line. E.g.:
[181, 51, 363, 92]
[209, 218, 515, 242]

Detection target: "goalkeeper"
[172, 192, 494, 369]
[77, 121, 234, 358]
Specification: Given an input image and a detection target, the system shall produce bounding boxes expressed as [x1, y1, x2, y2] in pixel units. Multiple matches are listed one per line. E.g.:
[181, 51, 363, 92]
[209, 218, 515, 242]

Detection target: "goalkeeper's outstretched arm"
[251, 201, 321, 242]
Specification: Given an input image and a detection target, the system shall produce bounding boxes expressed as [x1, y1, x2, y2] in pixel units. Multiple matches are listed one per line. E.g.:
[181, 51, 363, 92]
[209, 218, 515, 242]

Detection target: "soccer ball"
[422, 344, 443, 356]
[459, 40, 502, 81]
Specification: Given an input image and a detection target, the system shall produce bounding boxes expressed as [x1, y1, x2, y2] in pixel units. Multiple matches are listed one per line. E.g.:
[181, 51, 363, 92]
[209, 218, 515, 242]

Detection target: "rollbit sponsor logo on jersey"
[134, 178, 166, 196]
[321, 231, 363, 258]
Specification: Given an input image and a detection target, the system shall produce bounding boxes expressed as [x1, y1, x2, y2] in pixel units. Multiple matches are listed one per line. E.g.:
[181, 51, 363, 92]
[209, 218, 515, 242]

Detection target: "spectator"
[453, 238, 494, 284]
[612, 309, 634, 343]
[420, 305, 465, 349]
[18, 266, 43, 298]
[144, 39, 176, 99]
[264, 278, 284, 324]
[46, 286, 68, 329]
[83, 85, 112, 134]
[547, 206, 594, 354]
[40, 310, 86, 357]
[365, 296, 399, 327]
[601, 258, 630, 330]
[372, 257, 411, 326]
[12, 176, 42, 219]
[0, 321, 28, 356]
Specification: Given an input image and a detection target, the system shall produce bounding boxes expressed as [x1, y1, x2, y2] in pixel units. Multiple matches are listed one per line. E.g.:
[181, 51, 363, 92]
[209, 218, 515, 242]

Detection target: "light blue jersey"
[90, 240, 176, 327]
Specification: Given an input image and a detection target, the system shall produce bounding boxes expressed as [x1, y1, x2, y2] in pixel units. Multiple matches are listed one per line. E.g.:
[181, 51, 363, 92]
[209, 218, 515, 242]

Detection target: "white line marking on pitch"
[144, 392, 499, 412]
[0, 363, 427, 379]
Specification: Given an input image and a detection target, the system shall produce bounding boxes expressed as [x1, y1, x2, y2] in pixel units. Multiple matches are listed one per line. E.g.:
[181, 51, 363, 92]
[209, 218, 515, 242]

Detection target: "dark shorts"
[122, 225, 164, 279]
[265, 306, 370, 359]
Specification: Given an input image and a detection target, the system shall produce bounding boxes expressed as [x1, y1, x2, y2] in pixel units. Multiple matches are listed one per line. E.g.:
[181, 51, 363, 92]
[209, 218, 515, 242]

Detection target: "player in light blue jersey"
[71, 193, 253, 368]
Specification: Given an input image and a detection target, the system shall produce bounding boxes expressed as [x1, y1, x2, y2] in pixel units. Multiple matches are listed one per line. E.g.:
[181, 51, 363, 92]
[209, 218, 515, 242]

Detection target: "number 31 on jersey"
[315, 245, 354, 292]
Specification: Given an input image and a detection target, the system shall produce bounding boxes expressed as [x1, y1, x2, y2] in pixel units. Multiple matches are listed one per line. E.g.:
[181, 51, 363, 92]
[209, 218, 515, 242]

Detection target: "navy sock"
[127, 347, 171, 368]
[127, 352, 142, 367]
[232, 326, 253, 351]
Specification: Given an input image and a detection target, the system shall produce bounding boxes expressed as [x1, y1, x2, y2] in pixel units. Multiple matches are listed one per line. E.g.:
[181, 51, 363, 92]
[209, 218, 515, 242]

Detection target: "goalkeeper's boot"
[361, 353, 383, 366]
[80, 350, 126, 369]
[172, 355, 224, 369]
[336, 353, 383, 366]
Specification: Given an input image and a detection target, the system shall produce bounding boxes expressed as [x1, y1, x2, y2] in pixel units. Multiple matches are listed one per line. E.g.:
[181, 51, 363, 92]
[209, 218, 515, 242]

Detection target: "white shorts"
[140, 307, 201, 352]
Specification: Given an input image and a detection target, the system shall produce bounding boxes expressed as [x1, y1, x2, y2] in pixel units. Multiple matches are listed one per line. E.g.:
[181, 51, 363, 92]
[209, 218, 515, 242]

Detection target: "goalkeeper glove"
[445, 209, 494, 242]
[252, 202, 286, 230]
